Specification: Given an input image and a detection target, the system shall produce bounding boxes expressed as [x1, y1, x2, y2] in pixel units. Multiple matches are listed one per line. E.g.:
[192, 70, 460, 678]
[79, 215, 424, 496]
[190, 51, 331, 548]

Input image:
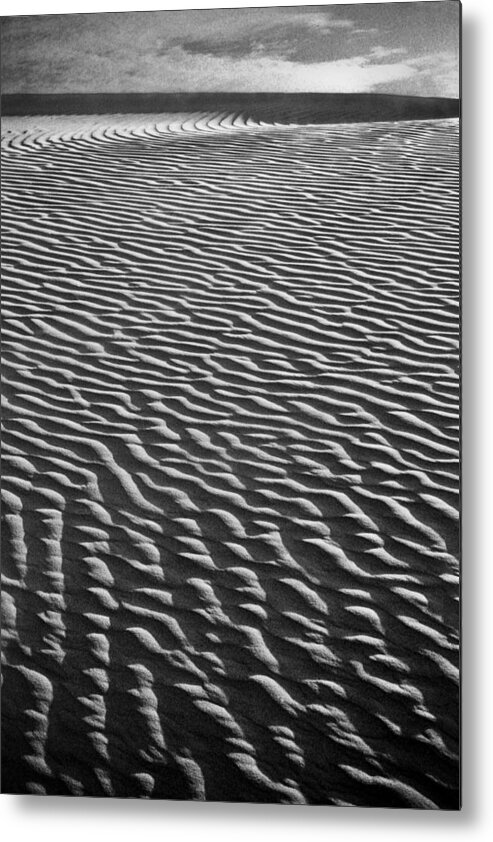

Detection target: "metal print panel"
[0, 2, 461, 807]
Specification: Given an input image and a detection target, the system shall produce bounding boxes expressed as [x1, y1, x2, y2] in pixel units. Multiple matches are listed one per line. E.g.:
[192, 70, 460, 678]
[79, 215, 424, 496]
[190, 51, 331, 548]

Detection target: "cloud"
[105, 46, 418, 94]
[351, 28, 380, 37]
[369, 46, 408, 60]
[0, 7, 459, 97]
[161, 9, 357, 64]
[404, 51, 459, 98]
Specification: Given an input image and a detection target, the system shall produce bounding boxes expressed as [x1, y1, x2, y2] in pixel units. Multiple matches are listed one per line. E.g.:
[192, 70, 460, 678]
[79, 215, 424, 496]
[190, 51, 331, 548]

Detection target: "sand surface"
[1, 113, 460, 806]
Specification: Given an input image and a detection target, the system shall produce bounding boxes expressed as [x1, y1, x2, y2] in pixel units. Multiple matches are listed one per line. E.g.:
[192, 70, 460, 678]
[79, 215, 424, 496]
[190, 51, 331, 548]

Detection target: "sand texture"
[1, 113, 460, 806]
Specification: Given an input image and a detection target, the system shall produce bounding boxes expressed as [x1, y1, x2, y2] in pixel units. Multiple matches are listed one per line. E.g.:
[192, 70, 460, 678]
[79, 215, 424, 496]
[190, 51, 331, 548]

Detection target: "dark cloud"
[171, 38, 264, 59]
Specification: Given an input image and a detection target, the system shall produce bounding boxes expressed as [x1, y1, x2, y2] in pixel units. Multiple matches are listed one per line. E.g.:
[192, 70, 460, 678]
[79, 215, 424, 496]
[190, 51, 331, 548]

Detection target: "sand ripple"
[1, 114, 459, 806]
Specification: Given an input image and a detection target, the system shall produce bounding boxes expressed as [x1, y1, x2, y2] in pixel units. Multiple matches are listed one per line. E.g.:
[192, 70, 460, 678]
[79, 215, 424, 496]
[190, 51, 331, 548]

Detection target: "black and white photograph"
[1, 0, 461, 811]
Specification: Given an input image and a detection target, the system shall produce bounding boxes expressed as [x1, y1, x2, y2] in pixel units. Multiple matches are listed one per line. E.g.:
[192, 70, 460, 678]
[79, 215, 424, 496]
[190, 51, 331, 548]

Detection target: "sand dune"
[2, 92, 460, 122]
[1, 112, 460, 806]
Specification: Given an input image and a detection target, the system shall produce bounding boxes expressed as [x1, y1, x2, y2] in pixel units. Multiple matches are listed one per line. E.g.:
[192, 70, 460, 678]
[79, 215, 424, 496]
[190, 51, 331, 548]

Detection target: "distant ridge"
[2, 92, 460, 122]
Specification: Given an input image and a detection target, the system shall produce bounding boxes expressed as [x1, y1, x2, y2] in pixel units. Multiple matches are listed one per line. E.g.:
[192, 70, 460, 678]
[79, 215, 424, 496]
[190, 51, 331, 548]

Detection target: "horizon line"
[2, 92, 459, 100]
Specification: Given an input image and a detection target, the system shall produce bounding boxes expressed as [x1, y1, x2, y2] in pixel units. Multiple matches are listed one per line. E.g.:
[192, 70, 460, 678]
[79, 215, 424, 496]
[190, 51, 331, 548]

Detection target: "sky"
[0, 2, 460, 97]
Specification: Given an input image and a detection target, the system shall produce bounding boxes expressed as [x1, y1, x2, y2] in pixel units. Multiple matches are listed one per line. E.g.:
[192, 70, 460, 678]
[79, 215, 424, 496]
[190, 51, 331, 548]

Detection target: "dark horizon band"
[2, 92, 460, 120]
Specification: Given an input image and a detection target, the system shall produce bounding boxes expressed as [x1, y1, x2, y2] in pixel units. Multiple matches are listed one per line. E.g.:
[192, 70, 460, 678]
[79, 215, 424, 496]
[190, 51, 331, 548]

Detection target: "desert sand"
[1, 110, 459, 806]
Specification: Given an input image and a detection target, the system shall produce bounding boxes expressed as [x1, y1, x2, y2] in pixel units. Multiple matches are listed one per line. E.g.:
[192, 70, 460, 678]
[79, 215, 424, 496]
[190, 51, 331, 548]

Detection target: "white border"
[2, 3, 493, 842]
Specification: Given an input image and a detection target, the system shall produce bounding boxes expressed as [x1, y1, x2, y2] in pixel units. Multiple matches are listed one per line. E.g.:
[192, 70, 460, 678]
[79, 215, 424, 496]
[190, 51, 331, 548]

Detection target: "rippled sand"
[1, 113, 460, 806]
